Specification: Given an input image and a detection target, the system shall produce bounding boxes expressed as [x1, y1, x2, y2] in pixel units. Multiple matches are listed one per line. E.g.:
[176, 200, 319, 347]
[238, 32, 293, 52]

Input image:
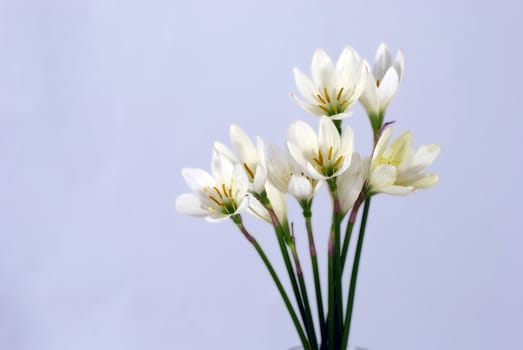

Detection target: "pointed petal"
[340, 124, 354, 158]
[256, 136, 266, 165]
[288, 174, 313, 200]
[335, 47, 356, 82]
[329, 111, 353, 120]
[410, 173, 439, 188]
[319, 117, 341, 153]
[380, 185, 415, 195]
[290, 92, 322, 116]
[293, 68, 316, 101]
[232, 163, 249, 194]
[175, 193, 209, 217]
[213, 141, 238, 164]
[287, 120, 318, 158]
[394, 49, 405, 82]
[372, 126, 393, 165]
[252, 164, 267, 193]
[204, 214, 231, 223]
[266, 181, 287, 222]
[370, 164, 397, 190]
[247, 195, 271, 223]
[374, 43, 392, 81]
[388, 131, 412, 165]
[359, 70, 379, 115]
[311, 49, 334, 88]
[230, 124, 258, 165]
[212, 150, 234, 181]
[377, 68, 400, 111]
[182, 168, 215, 193]
[398, 144, 441, 180]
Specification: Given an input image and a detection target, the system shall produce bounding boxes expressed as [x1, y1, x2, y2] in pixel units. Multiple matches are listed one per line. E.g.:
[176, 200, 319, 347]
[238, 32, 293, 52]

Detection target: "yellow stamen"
[318, 105, 330, 113]
[221, 184, 228, 198]
[312, 149, 324, 167]
[316, 94, 327, 104]
[323, 87, 331, 103]
[213, 186, 223, 199]
[336, 87, 344, 100]
[243, 163, 255, 180]
[332, 155, 344, 169]
[327, 146, 333, 160]
[376, 79, 381, 87]
[209, 195, 224, 207]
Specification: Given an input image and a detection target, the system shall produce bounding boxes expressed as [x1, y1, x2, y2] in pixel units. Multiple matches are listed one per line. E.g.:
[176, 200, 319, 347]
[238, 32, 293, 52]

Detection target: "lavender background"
[1, 0, 522, 349]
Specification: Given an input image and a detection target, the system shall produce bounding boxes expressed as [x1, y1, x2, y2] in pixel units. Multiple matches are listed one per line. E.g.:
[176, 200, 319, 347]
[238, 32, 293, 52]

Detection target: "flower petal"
[373, 43, 392, 81]
[311, 49, 334, 88]
[377, 68, 399, 111]
[252, 164, 267, 193]
[372, 126, 393, 165]
[394, 49, 405, 81]
[318, 117, 341, 154]
[182, 168, 215, 193]
[266, 181, 287, 222]
[370, 164, 397, 190]
[359, 69, 379, 115]
[380, 185, 415, 195]
[293, 68, 316, 101]
[175, 193, 209, 217]
[409, 173, 439, 188]
[230, 124, 258, 165]
[340, 124, 354, 159]
[288, 174, 313, 200]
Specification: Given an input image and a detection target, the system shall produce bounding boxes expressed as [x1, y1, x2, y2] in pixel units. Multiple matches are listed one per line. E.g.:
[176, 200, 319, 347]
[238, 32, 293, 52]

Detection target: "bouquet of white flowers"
[176, 43, 440, 350]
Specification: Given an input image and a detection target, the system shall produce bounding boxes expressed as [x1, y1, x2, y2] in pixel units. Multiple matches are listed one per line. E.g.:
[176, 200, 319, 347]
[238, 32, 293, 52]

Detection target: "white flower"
[176, 152, 249, 221]
[337, 153, 368, 215]
[368, 127, 440, 195]
[286, 117, 354, 180]
[214, 124, 267, 194]
[292, 47, 368, 119]
[247, 181, 288, 225]
[266, 143, 320, 200]
[359, 43, 405, 128]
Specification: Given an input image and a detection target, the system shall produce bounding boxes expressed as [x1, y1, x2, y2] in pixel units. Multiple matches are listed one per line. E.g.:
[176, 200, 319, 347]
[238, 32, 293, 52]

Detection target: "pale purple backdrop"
[1, 0, 522, 349]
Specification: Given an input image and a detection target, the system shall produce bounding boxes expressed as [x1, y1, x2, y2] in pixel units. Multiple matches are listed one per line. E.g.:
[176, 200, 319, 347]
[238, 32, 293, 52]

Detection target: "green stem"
[340, 190, 365, 272]
[259, 196, 312, 346]
[341, 198, 372, 350]
[232, 215, 310, 350]
[327, 235, 335, 349]
[289, 238, 319, 350]
[327, 179, 343, 349]
[302, 202, 327, 348]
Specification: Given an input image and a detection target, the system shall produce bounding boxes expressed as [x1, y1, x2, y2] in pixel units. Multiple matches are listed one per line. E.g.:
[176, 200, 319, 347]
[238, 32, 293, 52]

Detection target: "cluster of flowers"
[176, 43, 440, 350]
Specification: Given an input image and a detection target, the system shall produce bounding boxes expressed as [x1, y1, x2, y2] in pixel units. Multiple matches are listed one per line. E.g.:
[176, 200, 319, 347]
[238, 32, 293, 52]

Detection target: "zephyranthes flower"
[292, 47, 368, 119]
[286, 117, 354, 179]
[214, 124, 267, 194]
[368, 126, 440, 195]
[175, 151, 249, 221]
[359, 43, 405, 132]
[336, 153, 368, 215]
[266, 143, 320, 201]
[247, 181, 288, 224]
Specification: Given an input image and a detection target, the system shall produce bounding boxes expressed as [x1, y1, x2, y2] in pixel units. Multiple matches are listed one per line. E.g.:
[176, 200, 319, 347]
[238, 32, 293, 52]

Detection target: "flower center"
[376, 150, 402, 168]
[315, 87, 349, 116]
[207, 183, 237, 214]
[312, 146, 344, 176]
